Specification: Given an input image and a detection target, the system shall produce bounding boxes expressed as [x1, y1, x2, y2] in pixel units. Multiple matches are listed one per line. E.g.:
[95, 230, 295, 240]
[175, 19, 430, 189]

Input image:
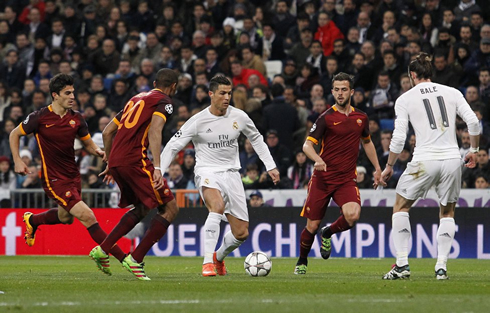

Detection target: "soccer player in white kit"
[381, 53, 480, 280]
[160, 75, 280, 276]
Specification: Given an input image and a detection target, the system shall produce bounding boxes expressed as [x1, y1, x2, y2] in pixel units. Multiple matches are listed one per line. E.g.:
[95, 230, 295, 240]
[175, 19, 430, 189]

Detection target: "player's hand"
[268, 168, 280, 185]
[314, 160, 327, 172]
[14, 161, 30, 176]
[381, 166, 393, 182]
[99, 165, 115, 185]
[95, 148, 105, 159]
[373, 169, 384, 189]
[464, 151, 477, 168]
[153, 168, 164, 190]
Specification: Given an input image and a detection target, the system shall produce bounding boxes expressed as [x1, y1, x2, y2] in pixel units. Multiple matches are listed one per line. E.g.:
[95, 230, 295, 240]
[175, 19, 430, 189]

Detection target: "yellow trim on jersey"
[48, 105, 53, 112]
[113, 117, 120, 126]
[80, 134, 91, 141]
[153, 111, 167, 121]
[361, 134, 371, 141]
[140, 124, 164, 205]
[36, 134, 67, 206]
[307, 136, 319, 145]
[19, 123, 27, 135]
[153, 88, 164, 93]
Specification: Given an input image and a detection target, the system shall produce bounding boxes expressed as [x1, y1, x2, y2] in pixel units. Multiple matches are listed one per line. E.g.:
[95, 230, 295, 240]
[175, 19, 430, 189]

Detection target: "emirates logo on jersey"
[357, 119, 362, 126]
[69, 120, 76, 128]
[233, 121, 238, 130]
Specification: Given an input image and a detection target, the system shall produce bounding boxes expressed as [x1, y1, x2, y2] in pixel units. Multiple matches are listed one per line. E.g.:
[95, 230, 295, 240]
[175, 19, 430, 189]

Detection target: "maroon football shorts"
[301, 175, 361, 220]
[110, 165, 174, 210]
[43, 177, 82, 211]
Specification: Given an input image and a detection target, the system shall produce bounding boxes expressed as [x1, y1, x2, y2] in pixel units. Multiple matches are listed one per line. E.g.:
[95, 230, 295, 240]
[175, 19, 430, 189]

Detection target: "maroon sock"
[30, 209, 61, 227]
[329, 215, 353, 234]
[131, 215, 170, 263]
[298, 228, 315, 263]
[87, 223, 126, 262]
[100, 210, 140, 254]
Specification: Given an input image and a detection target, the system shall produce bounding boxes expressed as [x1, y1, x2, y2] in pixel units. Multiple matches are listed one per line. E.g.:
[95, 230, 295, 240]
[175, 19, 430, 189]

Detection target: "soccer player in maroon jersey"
[294, 72, 383, 274]
[90, 68, 179, 281]
[9, 73, 126, 274]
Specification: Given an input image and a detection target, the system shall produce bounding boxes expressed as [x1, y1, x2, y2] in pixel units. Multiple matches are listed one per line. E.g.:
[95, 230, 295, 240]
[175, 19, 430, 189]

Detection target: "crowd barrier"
[1, 206, 489, 259]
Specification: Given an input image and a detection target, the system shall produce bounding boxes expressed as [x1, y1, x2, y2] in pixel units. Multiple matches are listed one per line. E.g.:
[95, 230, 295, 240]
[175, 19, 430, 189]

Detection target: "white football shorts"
[195, 170, 249, 222]
[396, 158, 463, 206]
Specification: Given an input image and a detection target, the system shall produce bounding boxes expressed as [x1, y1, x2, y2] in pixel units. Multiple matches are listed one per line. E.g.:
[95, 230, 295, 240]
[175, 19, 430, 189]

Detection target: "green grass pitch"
[1, 256, 489, 313]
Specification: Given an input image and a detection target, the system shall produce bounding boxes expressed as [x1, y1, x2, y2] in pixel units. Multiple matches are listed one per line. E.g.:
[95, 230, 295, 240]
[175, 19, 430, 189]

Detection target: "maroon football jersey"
[109, 89, 173, 168]
[307, 106, 370, 184]
[19, 105, 90, 182]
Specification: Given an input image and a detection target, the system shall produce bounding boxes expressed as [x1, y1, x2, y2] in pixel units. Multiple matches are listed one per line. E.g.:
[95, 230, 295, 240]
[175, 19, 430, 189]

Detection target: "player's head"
[331, 72, 354, 108]
[49, 73, 75, 109]
[209, 75, 232, 114]
[154, 68, 179, 96]
[408, 52, 432, 86]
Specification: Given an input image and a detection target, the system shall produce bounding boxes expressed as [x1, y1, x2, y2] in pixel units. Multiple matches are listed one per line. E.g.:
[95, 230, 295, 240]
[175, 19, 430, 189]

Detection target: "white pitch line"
[0, 299, 275, 307]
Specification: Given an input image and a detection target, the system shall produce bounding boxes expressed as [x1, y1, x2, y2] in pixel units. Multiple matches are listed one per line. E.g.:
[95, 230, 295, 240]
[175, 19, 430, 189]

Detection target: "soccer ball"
[244, 251, 272, 277]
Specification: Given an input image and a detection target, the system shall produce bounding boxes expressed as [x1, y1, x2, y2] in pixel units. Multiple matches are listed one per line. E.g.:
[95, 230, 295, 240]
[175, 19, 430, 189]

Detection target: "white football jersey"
[390, 82, 479, 162]
[160, 106, 276, 175]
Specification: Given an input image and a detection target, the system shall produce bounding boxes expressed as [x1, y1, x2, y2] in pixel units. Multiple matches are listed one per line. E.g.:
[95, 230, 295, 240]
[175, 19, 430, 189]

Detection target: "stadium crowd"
[0, 0, 490, 208]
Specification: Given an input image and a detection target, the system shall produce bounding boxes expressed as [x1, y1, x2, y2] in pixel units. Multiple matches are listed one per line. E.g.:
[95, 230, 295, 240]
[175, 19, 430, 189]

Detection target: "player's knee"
[344, 211, 360, 225]
[60, 216, 74, 224]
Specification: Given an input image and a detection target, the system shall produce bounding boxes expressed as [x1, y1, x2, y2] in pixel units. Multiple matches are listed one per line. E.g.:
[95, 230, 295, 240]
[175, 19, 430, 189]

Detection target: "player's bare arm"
[303, 139, 326, 171]
[9, 126, 30, 176]
[361, 138, 383, 188]
[81, 137, 104, 158]
[148, 114, 166, 190]
[99, 119, 119, 184]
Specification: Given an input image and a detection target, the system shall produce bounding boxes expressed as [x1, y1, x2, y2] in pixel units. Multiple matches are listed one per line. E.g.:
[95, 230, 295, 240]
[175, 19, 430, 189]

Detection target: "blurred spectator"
[464, 38, 490, 86]
[90, 38, 120, 77]
[459, 129, 471, 158]
[241, 45, 266, 77]
[0, 50, 27, 89]
[288, 28, 313, 66]
[242, 163, 260, 189]
[0, 82, 11, 122]
[166, 161, 188, 189]
[306, 40, 326, 75]
[182, 149, 196, 183]
[257, 23, 286, 61]
[314, 11, 344, 57]
[286, 12, 310, 50]
[18, 164, 43, 206]
[272, 0, 296, 39]
[474, 173, 489, 189]
[0, 155, 15, 207]
[264, 129, 292, 177]
[356, 165, 371, 189]
[287, 150, 313, 189]
[231, 61, 267, 89]
[240, 138, 259, 175]
[463, 147, 490, 188]
[248, 190, 271, 207]
[367, 71, 398, 119]
[432, 53, 460, 88]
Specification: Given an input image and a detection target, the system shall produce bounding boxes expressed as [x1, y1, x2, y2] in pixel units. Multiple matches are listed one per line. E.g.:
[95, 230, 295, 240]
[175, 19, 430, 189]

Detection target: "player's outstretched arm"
[267, 168, 280, 185]
[9, 126, 30, 176]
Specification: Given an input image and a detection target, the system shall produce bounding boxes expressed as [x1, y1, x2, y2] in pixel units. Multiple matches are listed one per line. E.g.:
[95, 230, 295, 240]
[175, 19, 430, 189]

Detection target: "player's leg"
[201, 186, 225, 277]
[434, 158, 462, 280]
[131, 199, 179, 263]
[23, 207, 62, 246]
[294, 218, 321, 275]
[321, 183, 361, 260]
[382, 194, 414, 280]
[214, 214, 248, 276]
[435, 202, 455, 280]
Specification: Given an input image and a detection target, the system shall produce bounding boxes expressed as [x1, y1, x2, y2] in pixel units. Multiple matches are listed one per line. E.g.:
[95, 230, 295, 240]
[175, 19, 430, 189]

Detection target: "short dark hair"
[155, 68, 179, 88]
[332, 72, 354, 89]
[49, 73, 74, 95]
[209, 75, 231, 92]
[409, 52, 433, 79]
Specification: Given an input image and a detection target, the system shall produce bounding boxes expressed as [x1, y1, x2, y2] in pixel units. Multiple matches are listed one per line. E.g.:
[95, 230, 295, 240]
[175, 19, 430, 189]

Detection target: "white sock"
[203, 212, 222, 264]
[216, 231, 244, 261]
[435, 217, 455, 271]
[392, 212, 411, 267]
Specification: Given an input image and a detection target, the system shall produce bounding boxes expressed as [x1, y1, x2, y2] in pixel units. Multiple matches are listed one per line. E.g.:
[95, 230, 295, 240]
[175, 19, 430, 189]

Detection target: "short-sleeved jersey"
[109, 89, 173, 168]
[19, 105, 90, 181]
[307, 105, 370, 184]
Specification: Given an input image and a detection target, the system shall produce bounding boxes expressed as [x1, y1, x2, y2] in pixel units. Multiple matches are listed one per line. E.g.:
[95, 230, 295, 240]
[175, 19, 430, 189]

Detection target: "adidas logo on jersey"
[398, 228, 410, 234]
[206, 128, 212, 133]
[439, 232, 452, 238]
